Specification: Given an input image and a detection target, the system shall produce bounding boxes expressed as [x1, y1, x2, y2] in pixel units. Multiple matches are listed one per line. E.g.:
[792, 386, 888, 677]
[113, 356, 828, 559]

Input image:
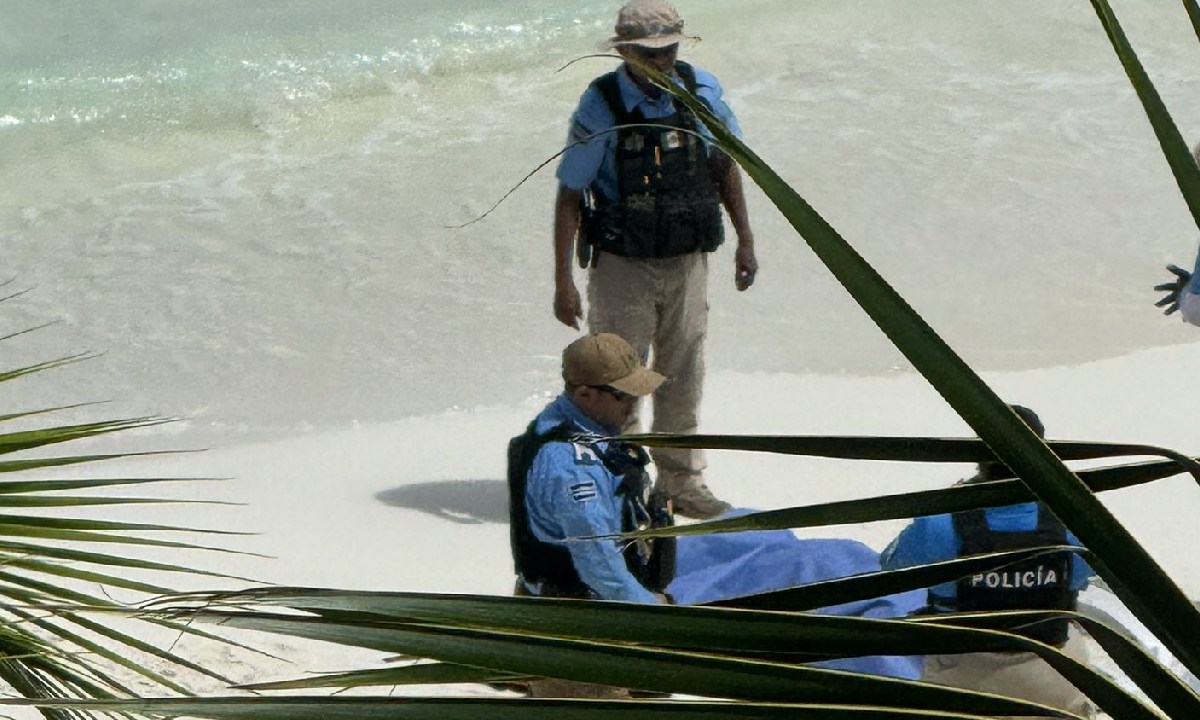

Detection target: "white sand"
[16, 337, 1199, 716]
[100, 340, 1200, 593]
[182, 339, 1200, 589]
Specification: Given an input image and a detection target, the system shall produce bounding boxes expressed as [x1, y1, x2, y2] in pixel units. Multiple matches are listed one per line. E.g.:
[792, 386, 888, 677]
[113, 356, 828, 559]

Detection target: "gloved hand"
[1154, 264, 1192, 315]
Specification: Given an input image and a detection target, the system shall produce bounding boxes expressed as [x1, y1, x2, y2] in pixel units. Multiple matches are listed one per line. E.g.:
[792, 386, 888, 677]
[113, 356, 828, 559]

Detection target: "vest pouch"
[581, 203, 624, 256]
[642, 490, 677, 592]
[622, 194, 662, 256]
[661, 196, 723, 255]
[586, 196, 663, 258]
[610, 443, 675, 593]
[589, 195, 720, 258]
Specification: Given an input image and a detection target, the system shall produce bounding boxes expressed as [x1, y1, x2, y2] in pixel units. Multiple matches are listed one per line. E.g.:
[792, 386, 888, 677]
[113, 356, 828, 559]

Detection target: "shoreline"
[76, 337, 1200, 599]
[10, 337, 1195, 720]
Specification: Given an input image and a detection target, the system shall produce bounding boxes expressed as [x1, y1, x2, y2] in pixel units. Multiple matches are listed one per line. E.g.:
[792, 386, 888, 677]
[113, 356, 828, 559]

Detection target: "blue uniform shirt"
[1181, 242, 1200, 326]
[524, 393, 659, 604]
[556, 62, 742, 201]
[880, 501, 1093, 610]
[1188, 244, 1200, 295]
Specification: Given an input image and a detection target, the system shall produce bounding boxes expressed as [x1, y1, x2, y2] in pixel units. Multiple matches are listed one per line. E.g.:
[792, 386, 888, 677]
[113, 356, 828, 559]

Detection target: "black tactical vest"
[951, 504, 1075, 646]
[507, 420, 675, 598]
[580, 61, 725, 259]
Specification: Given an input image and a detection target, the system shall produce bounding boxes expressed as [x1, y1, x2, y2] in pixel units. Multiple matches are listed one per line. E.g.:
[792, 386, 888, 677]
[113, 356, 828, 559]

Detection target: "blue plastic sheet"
[667, 511, 926, 679]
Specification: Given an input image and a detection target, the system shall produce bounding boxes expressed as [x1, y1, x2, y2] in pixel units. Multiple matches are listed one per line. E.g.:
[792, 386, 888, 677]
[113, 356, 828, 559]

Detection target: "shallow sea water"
[3, 0, 1199, 441]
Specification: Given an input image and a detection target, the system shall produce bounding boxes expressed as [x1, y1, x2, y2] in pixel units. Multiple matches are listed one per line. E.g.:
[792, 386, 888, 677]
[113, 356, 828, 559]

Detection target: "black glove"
[1154, 264, 1192, 315]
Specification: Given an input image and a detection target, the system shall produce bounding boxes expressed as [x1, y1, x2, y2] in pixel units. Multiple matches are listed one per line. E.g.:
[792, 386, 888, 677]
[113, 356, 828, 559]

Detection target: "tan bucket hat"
[604, 0, 699, 49]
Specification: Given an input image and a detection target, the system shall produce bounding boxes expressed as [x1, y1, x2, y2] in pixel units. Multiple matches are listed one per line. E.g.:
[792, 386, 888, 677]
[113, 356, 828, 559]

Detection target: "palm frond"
[0, 332, 257, 715]
[635, 53, 1200, 679]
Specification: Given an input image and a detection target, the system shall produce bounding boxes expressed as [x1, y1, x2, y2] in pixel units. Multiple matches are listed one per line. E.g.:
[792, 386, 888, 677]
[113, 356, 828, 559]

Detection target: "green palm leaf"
[635, 54, 1200, 678]
[238, 662, 529, 691]
[12, 5, 1200, 718]
[141, 591, 1166, 719]
[0, 453, 195, 474]
[1088, 0, 1200, 231]
[0, 696, 1078, 720]
[627, 433, 1200, 483]
[154, 588, 1184, 714]
[0, 418, 174, 455]
[627, 457, 1183, 540]
[921, 610, 1199, 719]
[0, 355, 95, 385]
[1186, 0, 1200, 44]
[0, 476, 221, 494]
[0, 314, 259, 716]
[151, 611, 1085, 716]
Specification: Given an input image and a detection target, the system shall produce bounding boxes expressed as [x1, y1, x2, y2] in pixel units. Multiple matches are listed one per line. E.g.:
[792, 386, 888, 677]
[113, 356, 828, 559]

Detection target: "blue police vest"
[950, 505, 1075, 646]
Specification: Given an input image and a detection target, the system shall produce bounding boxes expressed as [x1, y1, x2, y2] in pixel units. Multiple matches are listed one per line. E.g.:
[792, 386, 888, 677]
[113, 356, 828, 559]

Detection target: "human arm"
[526, 444, 662, 603]
[1154, 264, 1191, 316]
[1183, 252, 1200, 326]
[712, 152, 757, 290]
[1182, 288, 1200, 326]
[880, 517, 954, 571]
[1155, 245, 1200, 326]
[553, 186, 583, 329]
[552, 91, 612, 330]
[880, 515, 959, 607]
[693, 68, 756, 291]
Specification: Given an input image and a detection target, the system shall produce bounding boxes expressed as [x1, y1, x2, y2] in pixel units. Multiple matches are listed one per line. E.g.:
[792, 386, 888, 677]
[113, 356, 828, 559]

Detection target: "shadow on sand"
[376, 479, 509, 525]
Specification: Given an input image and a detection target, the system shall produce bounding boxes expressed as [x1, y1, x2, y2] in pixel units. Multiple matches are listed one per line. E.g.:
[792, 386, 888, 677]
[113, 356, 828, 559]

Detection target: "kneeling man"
[509, 332, 674, 604]
[507, 333, 675, 697]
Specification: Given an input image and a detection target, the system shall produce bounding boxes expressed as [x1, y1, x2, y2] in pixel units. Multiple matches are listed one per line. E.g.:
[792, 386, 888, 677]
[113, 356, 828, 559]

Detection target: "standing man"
[553, 0, 757, 519]
[880, 405, 1096, 718]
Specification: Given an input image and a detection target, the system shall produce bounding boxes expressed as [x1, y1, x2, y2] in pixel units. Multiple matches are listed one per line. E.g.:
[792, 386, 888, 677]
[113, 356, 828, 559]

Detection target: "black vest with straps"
[950, 504, 1076, 646]
[507, 420, 675, 598]
[580, 61, 725, 259]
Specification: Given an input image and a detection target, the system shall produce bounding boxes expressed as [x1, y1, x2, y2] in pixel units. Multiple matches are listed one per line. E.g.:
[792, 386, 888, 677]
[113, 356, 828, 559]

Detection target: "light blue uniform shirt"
[556, 62, 742, 202]
[524, 393, 659, 604]
[880, 502, 1093, 610]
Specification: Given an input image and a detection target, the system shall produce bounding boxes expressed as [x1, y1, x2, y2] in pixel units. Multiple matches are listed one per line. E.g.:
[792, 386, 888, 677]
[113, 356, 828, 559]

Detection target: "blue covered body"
[668, 514, 926, 679]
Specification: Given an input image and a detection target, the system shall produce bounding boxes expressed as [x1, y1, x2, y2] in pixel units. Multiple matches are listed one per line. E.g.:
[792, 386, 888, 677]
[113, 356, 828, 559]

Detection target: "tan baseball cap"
[604, 0, 698, 50]
[562, 333, 666, 397]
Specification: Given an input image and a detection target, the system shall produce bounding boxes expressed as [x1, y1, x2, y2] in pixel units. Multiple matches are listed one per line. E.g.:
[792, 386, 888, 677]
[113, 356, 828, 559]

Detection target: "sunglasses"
[629, 43, 678, 60]
[590, 385, 637, 402]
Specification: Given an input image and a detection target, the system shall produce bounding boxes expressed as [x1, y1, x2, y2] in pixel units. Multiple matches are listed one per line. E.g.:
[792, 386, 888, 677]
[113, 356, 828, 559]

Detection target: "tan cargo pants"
[921, 627, 1097, 718]
[587, 251, 708, 497]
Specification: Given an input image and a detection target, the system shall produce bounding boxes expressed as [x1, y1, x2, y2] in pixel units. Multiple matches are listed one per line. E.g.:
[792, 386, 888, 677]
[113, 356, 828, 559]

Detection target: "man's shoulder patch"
[569, 481, 598, 503]
[571, 441, 601, 467]
[569, 118, 594, 144]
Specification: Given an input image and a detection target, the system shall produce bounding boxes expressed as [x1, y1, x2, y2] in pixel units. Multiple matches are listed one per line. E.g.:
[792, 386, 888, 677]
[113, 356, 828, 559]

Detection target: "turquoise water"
[2, 0, 1198, 439]
[1, 0, 615, 206]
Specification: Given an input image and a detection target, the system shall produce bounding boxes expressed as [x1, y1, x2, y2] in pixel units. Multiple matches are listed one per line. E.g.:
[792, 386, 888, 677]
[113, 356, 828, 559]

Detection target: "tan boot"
[671, 484, 731, 520]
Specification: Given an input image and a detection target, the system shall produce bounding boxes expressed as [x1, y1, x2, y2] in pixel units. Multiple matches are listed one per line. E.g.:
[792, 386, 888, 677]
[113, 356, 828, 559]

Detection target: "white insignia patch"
[573, 443, 600, 466]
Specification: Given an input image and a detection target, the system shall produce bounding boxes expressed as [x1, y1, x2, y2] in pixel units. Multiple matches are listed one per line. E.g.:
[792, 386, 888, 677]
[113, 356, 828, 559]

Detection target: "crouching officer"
[509, 332, 675, 603]
[881, 405, 1096, 718]
[507, 333, 675, 698]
